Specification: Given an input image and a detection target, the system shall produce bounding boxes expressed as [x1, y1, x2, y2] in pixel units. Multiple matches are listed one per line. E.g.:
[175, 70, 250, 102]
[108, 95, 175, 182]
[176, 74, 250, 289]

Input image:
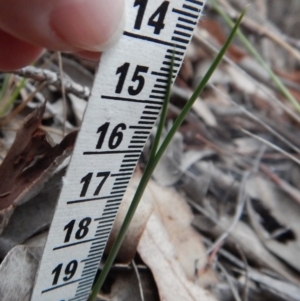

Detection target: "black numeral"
[134, 0, 148, 30]
[128, 66, 149, 96]
[52, 260, 78, 285]
[63, 220, 75, 243]
[52, 263, 62, 285]
[115, 63, 148, 95]
[148, 1, 170, 34]
[133, 0, 169, 35]
[75, 217, 92, 239]
[108, 124, 126, 149]
[94, 172, 110, 195]
[63, 260, 77, 281]
[96, 122, 126, 150]
[115, 62, 130, 94]
[64, 217, 92, 243]
[96, 122, 109, 149]
[79, 172, 110, 197]
[80, 172, 93, 197]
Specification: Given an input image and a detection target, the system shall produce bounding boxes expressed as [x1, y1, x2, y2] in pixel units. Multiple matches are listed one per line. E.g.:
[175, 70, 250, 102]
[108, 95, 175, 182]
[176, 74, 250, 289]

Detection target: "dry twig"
[11, 66, 91, 100]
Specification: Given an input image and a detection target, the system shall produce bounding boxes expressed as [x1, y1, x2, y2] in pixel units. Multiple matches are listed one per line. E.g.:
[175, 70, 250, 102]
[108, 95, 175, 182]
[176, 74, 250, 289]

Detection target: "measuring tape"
[31, 0, 205, 300]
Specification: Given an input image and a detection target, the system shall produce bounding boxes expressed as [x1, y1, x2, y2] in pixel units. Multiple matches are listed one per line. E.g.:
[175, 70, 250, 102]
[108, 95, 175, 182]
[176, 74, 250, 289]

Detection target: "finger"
[0, 29, 43, 71]
[0, 0, 125, 52]
[75, 50, 101, 61]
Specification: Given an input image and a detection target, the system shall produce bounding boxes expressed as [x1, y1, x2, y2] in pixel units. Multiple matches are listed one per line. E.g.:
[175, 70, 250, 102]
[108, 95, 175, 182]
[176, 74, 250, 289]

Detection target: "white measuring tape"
[31, 0, 205, 300]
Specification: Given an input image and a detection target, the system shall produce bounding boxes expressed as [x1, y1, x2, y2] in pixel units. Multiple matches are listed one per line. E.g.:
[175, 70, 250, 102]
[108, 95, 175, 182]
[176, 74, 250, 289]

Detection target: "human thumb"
[0, 0, 125, 52]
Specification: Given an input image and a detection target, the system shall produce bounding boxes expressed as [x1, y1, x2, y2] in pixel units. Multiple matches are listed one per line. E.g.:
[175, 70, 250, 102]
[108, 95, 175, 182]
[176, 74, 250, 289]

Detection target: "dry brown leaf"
[108, 171, 217, 299]
[152, 131, 183, 186]
[0, 168, 65, 258]
[172, 85, 218, 127]
[0, 105, 77, 234]
[233, 137, 263, 155]
[194, 215, 300, 285]
[246, 175, 300, 272]
[148, 180, 211, 282]
[106, 173, 154, 263]
[98, 265, 159, 301]
[236, 267, 300, 301]
[200, 19, 246, 63]
[225, 63, 274, 101]
[0, 245, 38, 301]
[136, 175, 217, 300]
[0, 232, 47, 301]
[138, 212, 217, 301]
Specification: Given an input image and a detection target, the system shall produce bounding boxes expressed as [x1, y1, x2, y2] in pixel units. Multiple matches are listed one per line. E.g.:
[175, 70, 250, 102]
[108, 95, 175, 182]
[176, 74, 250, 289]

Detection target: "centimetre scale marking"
[31, 0, 205, 300]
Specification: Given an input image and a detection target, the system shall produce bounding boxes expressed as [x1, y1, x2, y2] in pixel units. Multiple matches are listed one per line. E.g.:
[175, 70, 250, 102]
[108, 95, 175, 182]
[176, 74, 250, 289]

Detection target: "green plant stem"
[149, 53, 174, 162]
[0, 77, 26, 117]
[0, 74, 10, 101]
[89, 8, 246, 301]
[210, 0, 300, 113]
[89, 62, 173, 301]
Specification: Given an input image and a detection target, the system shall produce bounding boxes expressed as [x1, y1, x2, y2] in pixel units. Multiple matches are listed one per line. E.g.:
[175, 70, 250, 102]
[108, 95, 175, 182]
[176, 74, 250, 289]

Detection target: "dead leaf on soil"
[235, 267, 300, 301]
[136, 174, 217, 300]
[106, 172, 154, 263]
[246, 175, 300, 272]
[193, 215, 300, 285]
[0, 233, 46, 301]
[98, 264, 159, 301]
[0, 168, 65, 258]
[138, 212, 217, 301]
[152, 130, 183, 186]
[108, 172, 217, 299]
[0, 105, 77, 234]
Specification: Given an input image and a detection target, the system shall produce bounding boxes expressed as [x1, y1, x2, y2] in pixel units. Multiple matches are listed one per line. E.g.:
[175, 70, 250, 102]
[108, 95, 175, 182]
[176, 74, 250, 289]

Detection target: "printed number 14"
[134, 0, 170, 35]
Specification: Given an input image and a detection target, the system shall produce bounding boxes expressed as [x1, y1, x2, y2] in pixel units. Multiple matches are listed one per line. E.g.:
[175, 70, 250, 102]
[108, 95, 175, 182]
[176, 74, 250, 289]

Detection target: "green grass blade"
[210, 0, 300, 113]
[89, 9, 245, 301]
[150, 8, 246, 173]
[89, 54, 175, 301]
[0, 77, 26, 117]
[148, 52, 174, 161]
[0, 74, 10, 101]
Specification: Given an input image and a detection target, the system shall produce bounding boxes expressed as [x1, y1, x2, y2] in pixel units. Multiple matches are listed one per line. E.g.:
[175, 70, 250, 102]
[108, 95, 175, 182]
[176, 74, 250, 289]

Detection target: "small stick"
[10, 66, 91, 100]
[132, 260, 145, 301]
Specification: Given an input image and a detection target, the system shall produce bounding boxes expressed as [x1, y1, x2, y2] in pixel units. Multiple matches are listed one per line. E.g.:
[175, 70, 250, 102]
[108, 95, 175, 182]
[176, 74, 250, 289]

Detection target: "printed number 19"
[52, 260, 78, 286]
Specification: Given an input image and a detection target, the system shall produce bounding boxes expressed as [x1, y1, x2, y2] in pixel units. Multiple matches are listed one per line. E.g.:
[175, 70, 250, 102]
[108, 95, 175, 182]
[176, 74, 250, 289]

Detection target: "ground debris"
[1, 1, 300, 300]
[0, 105, 76, 233]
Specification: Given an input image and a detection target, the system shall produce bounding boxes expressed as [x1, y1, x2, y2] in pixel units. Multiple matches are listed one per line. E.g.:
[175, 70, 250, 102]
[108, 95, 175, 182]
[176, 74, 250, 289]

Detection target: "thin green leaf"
[89, 8, 246, 301]
[0, 77, 26, 117]
[0, 74, 10, 101]
[89, 52, 175, 301]
[149, 51, 174, 161]
[149, 8, 246, 174]
[210, 0, 300, 113]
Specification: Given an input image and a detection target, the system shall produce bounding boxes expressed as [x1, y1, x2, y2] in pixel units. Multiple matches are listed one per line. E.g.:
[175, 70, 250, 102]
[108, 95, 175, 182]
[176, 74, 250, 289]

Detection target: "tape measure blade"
[31, 0, 205, 300]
